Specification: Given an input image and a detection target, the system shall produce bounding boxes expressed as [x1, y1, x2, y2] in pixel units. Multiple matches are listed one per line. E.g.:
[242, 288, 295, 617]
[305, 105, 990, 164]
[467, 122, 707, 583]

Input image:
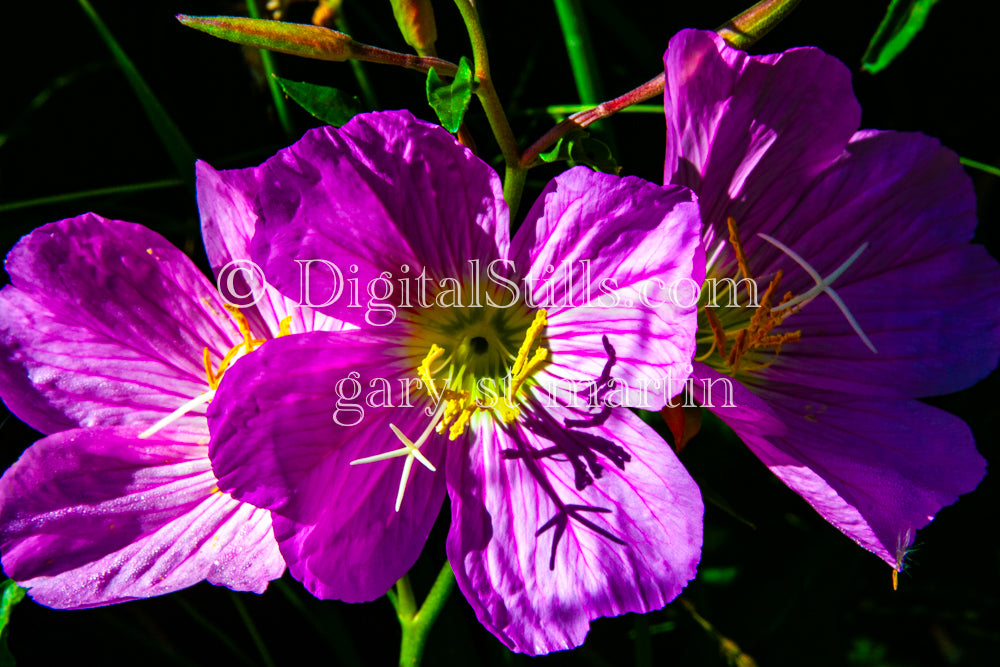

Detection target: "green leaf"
[274, 77, 363, 127]
[1, 579, 27, 667]
[699, 566, 739, 586]
[426, 56, 474, 134]
[178, 15, 359, 62]
[538, 130, 620, 175]
[862, 0, 941, 74]
[247, 0, 295, 139]
[78, 0, 197, 186]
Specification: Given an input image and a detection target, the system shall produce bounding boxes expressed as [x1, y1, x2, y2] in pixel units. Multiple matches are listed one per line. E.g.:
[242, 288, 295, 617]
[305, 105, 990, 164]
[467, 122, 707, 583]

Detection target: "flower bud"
[389, 0, 437, 57]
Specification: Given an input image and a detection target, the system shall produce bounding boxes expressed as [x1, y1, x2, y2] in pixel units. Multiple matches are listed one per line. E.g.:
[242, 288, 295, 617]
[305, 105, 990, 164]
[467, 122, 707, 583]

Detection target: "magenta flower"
[204, 110, 705, 654]
[662, 29, 999, 572]
[0, 210, 322, 607]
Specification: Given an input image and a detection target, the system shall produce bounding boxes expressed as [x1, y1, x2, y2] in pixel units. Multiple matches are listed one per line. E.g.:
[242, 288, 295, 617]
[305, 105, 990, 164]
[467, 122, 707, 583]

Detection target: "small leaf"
[178, 15, 359, 62]
[1, 579, 26, 667]
[274, 76, 363, 127]
[426, 56, 474, 134]
[538, 130, 620, 175]
[862, 0, 941, 74]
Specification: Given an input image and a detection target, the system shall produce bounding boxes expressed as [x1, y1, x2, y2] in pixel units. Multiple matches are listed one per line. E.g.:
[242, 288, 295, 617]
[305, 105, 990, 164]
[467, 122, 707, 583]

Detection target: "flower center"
[352, 292, 550, 511]
[696, 218, 874, 378]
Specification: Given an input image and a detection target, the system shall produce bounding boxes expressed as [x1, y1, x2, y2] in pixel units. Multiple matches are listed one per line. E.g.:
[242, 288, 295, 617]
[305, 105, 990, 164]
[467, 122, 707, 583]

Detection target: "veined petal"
[510, 168, 705, 408]
[705, 378, 985, 567]
[0, 214, 239, 436]
[663, 29, 860, 259]
[196, 160, 348, 337]
[245, 110, 508, 324]
[446, 403, 702, 654]
[744, 131, 1000, 396]
[0, 427, 284, 608]
[208, 329, 446, 601]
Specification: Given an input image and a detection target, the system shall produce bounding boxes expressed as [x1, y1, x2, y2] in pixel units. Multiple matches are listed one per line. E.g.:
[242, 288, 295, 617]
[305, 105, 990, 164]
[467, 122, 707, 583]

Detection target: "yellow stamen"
[727, 217, 752, 281]
[497, 309, 549, 424]
[704, 307, 727, 358]
[419, 344, 446, 401]
[511, 310, 547, 378]
[448, 406, 475, 440]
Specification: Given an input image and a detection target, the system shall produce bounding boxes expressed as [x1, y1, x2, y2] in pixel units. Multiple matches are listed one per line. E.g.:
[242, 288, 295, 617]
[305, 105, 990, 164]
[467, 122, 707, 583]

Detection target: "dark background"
[1, 1, 998, 665]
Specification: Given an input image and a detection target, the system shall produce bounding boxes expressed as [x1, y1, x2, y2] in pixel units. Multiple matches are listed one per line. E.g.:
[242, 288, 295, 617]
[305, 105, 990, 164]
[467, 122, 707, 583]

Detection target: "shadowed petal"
[244, 110, 508, 324]
[0, 427, 283, 608]
[704, 379, 986, 566]
[446, 403, 702, 654]
[663, 29, 860, 258]
[0, 214, 239, 436]
[743, 131, 1000, 396]
[196, 160, 347, 338]
[510, 168, 705, 408]
[208, 329, 447, 601]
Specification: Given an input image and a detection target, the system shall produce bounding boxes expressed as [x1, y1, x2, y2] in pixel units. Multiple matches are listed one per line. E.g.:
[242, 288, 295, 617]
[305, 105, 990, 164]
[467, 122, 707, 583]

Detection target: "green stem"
[228, 592, 276, 667]
[961, 157, 1000, 178]
[173, 597, 256, 666]
[451, 0, 526, 216]
[247, 0, 295, 138]
[520, 0, 804, 169]
[397, 563, 457, 667]
[395, 574, 417, 620]
[336, 14, 380, 109]
[552, 0, 603, 105]
[77, 0, 196, 188]
[633, 614, 652, 667]
[521, 73, 664, 168]
[546, 103, 663, 118]
[716, 0, 804, 50]
[0, 178, 184, 213]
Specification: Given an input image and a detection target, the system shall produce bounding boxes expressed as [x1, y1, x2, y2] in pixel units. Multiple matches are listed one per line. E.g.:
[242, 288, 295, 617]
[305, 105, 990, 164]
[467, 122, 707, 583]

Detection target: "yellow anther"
[223, 304, 256, 352]
[496, 398, 520, 424]
[511, 347, 548, 397]
[419, 344, 446, 400]
[511, 309, 547, 378]
[278, 316, 293, 337]
[448, 406, 475, 440]
[204, 347, 219, 390]
[203, 307, 270, 389]
[503, 310, 549, 414]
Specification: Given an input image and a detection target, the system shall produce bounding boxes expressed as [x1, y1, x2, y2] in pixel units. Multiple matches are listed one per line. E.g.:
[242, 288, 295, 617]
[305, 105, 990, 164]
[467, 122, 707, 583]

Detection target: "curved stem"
[351, 43, 459, 77]
[451, 0, 526, 215]
[521, 73, 664, 168]
[397, 563, 457, 667]
[520, 0, 804, 169]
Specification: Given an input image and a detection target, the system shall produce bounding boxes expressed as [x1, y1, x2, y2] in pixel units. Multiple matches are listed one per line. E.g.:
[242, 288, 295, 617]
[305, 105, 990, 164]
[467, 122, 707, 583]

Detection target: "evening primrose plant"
[0, 0, 997, 665]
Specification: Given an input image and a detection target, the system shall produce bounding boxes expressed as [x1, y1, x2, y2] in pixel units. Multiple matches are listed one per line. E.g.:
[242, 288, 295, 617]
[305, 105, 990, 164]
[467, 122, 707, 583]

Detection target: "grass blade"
[77, 0, 197, 186]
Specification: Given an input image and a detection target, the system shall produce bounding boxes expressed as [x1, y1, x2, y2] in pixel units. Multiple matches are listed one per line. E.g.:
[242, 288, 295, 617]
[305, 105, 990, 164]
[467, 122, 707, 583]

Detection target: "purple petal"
[242, 110, 508, 324]
[0, 427, 283, 608]
[704, 377, 985, 566]
[208, 329, 446, 601]
[663, 29, 860, 260]
[0, 214, 240, 435]
[510, 168, 705, 408]
[196, 160, 347, 337]
[741, 131, 1000, 396]
[446, 402, 702, 654]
